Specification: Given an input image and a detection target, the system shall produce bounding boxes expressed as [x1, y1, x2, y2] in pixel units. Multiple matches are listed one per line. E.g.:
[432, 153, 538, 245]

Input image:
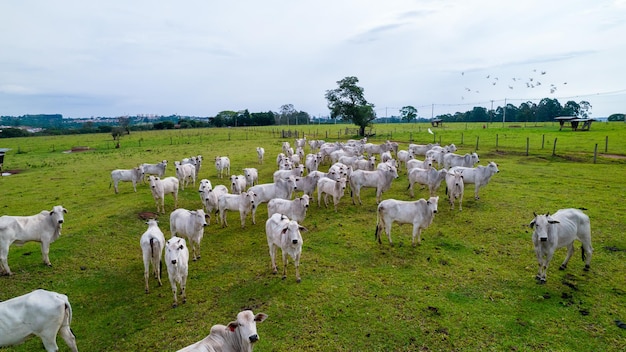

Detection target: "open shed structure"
[431, 118, 443, 127]
[554, 116, 595, 131]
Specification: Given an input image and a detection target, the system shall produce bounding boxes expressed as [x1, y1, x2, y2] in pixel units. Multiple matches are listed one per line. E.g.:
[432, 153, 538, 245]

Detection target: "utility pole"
[502, 98, 507, 127]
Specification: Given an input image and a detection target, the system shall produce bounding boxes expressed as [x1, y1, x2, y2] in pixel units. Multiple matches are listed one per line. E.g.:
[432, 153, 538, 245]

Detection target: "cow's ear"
[204, 214, 210, 219]
[281, 227, 289, 235]
[227, 321, 239, 332]
[548, 219, 560, 224]
[63, 208, 68, 213]
[299, 226, 308, 232]
[255, 313, 268, 322]
[529, 220, 535, 228]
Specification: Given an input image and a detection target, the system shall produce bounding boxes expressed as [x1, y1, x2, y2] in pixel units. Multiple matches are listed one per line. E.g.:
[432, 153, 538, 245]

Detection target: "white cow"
[249, 178, 298, 223]
[243, 168, 259, 187]
[349, 165, 399, 205]
[444, 169, 464, 211]
[140, 219, 165, 293]
[182, 156, 202, 178]
[266, 213, 306, 282]
[267, 195, 310, 223]
[0, 289, 78, 352]
[165, 236, 189, 308]
[293, 173, 322, 198]
[530, 209, 593, 284]
[375, 196, 439, 246]
[406, 156, 434, 171]
[170, 208, 208, 261]
[449, 161, 499, 199]
[175, 161, 196, 190]
[176, 310, 268, 352]
[215, 156, 231, 179]
[396, 150, 414, 170]
[200, 185, 229, 225]
[305, 153, 321, 173]
[353, 156, 376, 171]
[407, 166, 448, 198]
[149, 176, 179, 214]
[198, 179, 212, 193]
[141, 160, 168, 180]
[282, 141, 291, 155]
[230, 175, 247, 194]
[110, 166, 144, 193]
[273, 165, 304, 182]
[0, 205, 67, 275]
[364, 141, 392, 158]
[425, 148, 448, 168]
[317, 177, 347, 212]
[218, 190, 259, 228]
[443, 152, 480, 169]
[408, 143, 438, 156]
[256, 147, 265, 164]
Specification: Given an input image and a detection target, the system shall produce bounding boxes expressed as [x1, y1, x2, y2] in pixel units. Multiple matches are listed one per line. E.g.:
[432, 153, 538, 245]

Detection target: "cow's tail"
[374, 205, 383, 243]
[150, 237, 155, 258]
[581, 246, 586, 262]
[445, 186, 449, 195]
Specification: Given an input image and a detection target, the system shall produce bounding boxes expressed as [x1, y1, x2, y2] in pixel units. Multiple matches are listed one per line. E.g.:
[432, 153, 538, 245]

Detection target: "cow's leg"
[294, 253, 301, 283]
[171, 281, 179, 308]
[534, 248, 543, 281]
[41, 241, 52, 266]
[269, 244, 278, 274]
[408, 182, 415, 198]
[240, 211, 246, 229]
[180, 276, 187, 304]
[59, 324, 79, 352]
[251, 208, 257, 225]
[173, 193, 178, 209]
[474, 184, 481, 200]
[541, 250, 556, 283]
[39, 330, 60, 352]
[582, 241, 593, 271]
[333, 196, 339, 212]
[220, 209, 228, 228]
[385, 222, 394, 246]
[560, 244, 575, 270]
[0, 242, 12, 275]
[144, 259, 151, 293]
[132, 180, 137, 192]
[281, 251, 288, 280]
[412, 225, 422, 247]
[114, 180, 119, 194]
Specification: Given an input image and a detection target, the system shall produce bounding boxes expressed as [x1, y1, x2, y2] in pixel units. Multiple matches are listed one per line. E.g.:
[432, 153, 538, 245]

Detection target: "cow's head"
[427, 196, 439, 214]
[166, 237, 187, 265]
[50, 205, 67, 225]
[530, 212, 559, 242]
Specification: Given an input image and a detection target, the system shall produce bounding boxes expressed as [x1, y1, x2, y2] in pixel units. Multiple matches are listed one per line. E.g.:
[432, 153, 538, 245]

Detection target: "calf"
[243, 168, 259, 187]
[266, 213, 306, 282]
[375, 196, 439, 246]
[530, 209, 593, 284]
[0, 205, 67, 275]
[175, 161, 196, 190]
[230, 175, 247, 194]
[0, 289, 78, 351]
[317, 177, 347, 212]
[407, 166, 448, 198]
[256, 147, 265, 164]
[176, 310, 268, 352]
[170, 209, 208, 261]
[165, 236, 189, 308]
[268, 195, 310, 223]
[218, 190, 259, 228]
[140, 219, 165, 293]
[444, 169, 464, 211]
[149, 176, 179, 214]
[350, 165, 399, 205]
[215, 156, 231, 179]
[110, 166, 144, 193]
[450, 161, 499, 199]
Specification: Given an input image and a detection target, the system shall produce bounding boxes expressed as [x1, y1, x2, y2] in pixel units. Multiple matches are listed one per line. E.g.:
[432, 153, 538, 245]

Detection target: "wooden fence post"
[475, 136, 479, 151]
[605, 136, 608, 153]
[461, 133, 464, 145]
[496, 134, 499, 149]
[541, 134, 545, 149]
[594, 143, 598, 164]
[552, 138, 557, 156]
[526, 137, 529, 156]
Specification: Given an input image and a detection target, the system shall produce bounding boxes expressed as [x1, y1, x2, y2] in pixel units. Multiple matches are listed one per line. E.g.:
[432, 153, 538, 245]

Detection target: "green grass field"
[1, 122, 625, 351]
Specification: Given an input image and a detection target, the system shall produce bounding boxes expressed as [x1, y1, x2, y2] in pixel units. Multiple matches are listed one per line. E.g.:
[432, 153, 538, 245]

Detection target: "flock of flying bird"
[460, 69, 569, 100]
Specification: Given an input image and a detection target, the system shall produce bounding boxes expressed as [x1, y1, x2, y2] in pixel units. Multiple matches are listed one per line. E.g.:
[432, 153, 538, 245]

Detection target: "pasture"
[1, 122, 625, 351]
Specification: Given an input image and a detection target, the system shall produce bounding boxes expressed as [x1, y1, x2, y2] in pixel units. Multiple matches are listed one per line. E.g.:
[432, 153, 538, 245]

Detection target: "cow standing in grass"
[375, 196, 439, 247]
[530, 209, 593, 284]
[165, 236, 189, 308]
[140, 219, 165, 293]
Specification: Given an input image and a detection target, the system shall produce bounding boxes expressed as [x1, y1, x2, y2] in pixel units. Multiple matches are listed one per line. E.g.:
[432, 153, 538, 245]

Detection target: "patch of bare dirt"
[601, 154, 626, 160]
[138, 212, 159, 220]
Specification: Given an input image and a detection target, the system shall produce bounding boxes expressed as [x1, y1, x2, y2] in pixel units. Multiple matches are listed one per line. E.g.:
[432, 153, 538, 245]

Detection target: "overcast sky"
[1, 0, 625, 119]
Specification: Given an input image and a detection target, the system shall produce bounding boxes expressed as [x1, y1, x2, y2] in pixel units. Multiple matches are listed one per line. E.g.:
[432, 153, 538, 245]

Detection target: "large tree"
[400, 106, 418, 122]
[325, 76, 376, 136]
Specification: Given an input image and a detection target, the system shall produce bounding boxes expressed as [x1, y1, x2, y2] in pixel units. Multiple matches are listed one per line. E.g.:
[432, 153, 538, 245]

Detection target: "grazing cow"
[165, 236, 189, 308]
[0, 205, 67, 275]
[349, 166, 399, 205]
[375, 196, 439, 246]
[141, 160, 168, 179]
[243, 168, 259, 187]
[256, 147, 265, 164]
[266, 213, 306, 282]
[149, 176, 179, 214]
[449, 161, 499, 199]
[170, 209, 208, 261]
[273, 165, 305, 182]
[140, 219, 165, 293]
[218, 190, 259, 228]
[407, 166, 448, 198]
[444, 169, 464, 211]
[268, 195, 310, 223]
[110, 166, 144, 193]
[317, 177, 347, 211]
[230, 175, 247, 194]
[530, 209, 593, 284]
[443, 152, 479, 169]
[176, 310, 268, 352]
[0, 289, 78, 352]
[200, 185, 228, 225]
[215, 156, 231, 179]
[175, 161, 196, 190]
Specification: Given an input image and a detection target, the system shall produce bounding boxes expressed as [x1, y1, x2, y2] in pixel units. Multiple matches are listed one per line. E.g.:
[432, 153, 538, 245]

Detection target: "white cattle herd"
[2, 136, 598, 350]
